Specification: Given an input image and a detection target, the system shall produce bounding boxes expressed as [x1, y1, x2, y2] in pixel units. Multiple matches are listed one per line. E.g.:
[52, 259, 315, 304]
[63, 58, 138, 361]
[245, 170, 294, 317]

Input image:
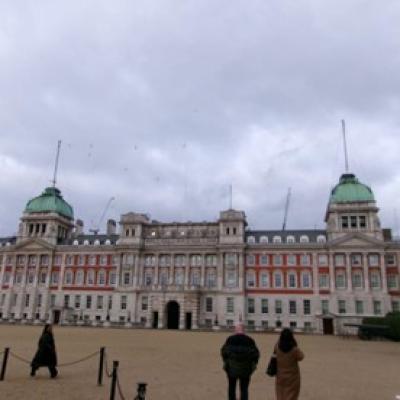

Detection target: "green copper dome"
[25, 187, 74, 220]
[329, 173, 375, 204]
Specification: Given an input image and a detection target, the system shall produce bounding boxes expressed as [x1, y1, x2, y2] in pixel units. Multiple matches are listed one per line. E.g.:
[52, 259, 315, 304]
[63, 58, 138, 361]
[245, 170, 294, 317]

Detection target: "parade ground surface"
[0, 325, 399, 400]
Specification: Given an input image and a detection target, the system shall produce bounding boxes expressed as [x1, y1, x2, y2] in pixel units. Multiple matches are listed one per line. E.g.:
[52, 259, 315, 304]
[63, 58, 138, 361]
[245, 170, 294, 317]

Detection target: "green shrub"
[362, 313, 400, 341]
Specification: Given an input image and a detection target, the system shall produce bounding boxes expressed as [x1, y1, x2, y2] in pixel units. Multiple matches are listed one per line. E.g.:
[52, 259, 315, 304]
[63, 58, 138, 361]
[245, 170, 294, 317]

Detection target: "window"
[141, 296, 148, 311]
[28, 255, 37, 266]
[355, 300, 364, 314]
[17, 255, 25, 265]
[144, 270, 153, 286]
[75, 295, 81, 308]
[97, 296, 103, 310]
[261, 321, 269, 329]
[224, 254, 238, 266]
[260, 255, 268, 265]
[286, 236, 295, 244]
[205, 255, 217, 266]
[274, 273, 282, 288]
[288, 273, 297, 288]
[317, 235, 326, 243]
[86, 295, 92, 309]
[301, 255, 310, 266]
[247, 298, 255, 314]
[387, 275, 398, 289]
[51, 271, 59, 285]
[260, 273, 269, 288]
[66, 255, 73, 266]
[273, 236, 282, 244]
[273, 255, 282, 266]
[350, 216, 357, 228]
[359, 216, 366, 228]
[289, 300, 297, 314]
[54, 255, 62, 266]
[205, 297, 213, 313]
[287, 255, 296, 266]
[289, 321, 297, 329]
[302, 273, 311, 288]
[275, 300, 282, 314]
[335, 273, 346, 289]
[225, 268, 237, 288]
[99, 255, 107, 266]
[64, 295, 70, 308]
[25, 294, 30, 307]
[352, 273, 363, 288]
[319, 274, 329, 288]
[98, 270, 106, 285]
[246, 272, 255, 288]
[392, 301, 399, 313]
[226, 297, 234, 313]
[338, 300, 346, 314]
[206, 269, 216, 288]
[87, 270, 95, 285]
[261, 299, 268, 314]
[12, 293, 18, 306]
[260, 236, 268, 243]
[145, 255, 155, 266]
[112, 255, 119, 266]
[335, 254, 345, 266]
[159, 270, 168, 285]
[370, 272, 381, 289]
[303, 299, 311, 315]
[318, 254, 328, 266]
[50, 295, 56, 307]
[386, 254, 396, 266]
[78, 255, 85, 266]
[369, 254, 379, 267]
[15, 272, 23, 284]
[75, 270, 84, 285]
[27, 271, 35, 284]
[190, 270, 200, 286]
[109, 272, 116, 285]
[321, 300, 329, 314]
[246, 255, 255, 266]
[351, 254, 362, 265]
[247, 236, 255, 244]
[108, 295, 112, 310]
[89, 255, 96, 266]
[175, 269, 184, 285]
[40, 255, 49, 265]
[64, 270, 73, 285]
[120, 296, 127, 310]
[300, 235, 309, 243]
[373, 300, 382, 315]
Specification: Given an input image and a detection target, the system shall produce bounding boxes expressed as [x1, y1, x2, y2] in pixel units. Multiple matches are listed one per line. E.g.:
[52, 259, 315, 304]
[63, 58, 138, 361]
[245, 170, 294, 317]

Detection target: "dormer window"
[286, 235, 295, 244]
[247, 236, 255, 244]
[300, 235, 309, 243]
[273, 236, 282, 244]
[260, 236, 268, 243]
[73, 240, 79, 245]
[317, 235, 326, 243]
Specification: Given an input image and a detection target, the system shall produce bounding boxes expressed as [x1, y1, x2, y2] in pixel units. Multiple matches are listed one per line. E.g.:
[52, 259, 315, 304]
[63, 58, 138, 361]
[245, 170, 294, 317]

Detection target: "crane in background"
[282, 187, 291, 231]
[89, 197, 115, 235]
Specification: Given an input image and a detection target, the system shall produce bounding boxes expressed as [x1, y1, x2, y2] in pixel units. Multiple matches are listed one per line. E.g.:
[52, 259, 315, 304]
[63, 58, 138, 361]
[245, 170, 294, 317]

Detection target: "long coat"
[31, 332, 58, 368]
[275, 345, 304, 400]
[221, 334, 260, 378]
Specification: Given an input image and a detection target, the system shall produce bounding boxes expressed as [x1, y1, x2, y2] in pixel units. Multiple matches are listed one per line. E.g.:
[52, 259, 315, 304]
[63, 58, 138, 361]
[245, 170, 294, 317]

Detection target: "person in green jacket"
[221, 323, 260, 400]
[31, 324, 58, 378]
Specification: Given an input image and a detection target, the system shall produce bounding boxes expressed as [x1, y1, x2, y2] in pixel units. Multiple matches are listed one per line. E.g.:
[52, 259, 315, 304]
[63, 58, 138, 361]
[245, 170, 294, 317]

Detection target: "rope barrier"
[116, 375, 127, 400]
[9, 350, 99, 368]
[104, 352, 113, 378]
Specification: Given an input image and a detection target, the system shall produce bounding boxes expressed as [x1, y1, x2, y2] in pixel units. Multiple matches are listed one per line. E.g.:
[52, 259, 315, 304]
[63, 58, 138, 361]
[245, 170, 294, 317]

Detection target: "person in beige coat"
[274, 328, 304, 400]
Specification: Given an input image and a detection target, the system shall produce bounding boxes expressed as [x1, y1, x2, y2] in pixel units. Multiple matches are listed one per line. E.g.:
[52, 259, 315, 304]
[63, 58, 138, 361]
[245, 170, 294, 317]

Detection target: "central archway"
[166, 301, 180, 329]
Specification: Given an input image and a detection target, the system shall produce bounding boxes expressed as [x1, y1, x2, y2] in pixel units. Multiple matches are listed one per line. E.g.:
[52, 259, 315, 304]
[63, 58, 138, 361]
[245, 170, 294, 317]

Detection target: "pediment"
[329, 233, 384, 249]
[13, 238, 55, 251]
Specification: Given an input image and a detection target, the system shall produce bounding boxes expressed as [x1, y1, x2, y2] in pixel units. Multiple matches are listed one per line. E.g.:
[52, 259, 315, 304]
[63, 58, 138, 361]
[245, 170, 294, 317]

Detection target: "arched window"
[246, 271, 256, 288]
[260, 236, 268, 244]
[86, 270, 95, 285]
[288, 272, 297, 288]
[286, 235, 295, 244]
[274, 272, 283, 288]
[300, 235, 309, 243]
[317, 235, 326, 243]
[94, 239, 100, 245]
[247, 236, 256, 244]
[83, 240, 89, 245]
[105, 239, 111, 245]
[302, 272, 311, 288]
[97, 270, 106, 285]
[73, 240, 79, 245]
[273, 236, 282, 244]
[64, 270, 73, 285]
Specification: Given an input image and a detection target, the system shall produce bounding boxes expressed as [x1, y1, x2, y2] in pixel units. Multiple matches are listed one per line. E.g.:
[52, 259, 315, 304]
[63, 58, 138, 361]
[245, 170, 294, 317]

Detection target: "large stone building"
[0, 172, 399, 334]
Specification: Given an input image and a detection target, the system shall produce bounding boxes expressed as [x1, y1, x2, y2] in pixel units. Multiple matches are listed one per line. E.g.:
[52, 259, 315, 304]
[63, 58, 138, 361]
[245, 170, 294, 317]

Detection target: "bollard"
[0, 348, 10, 381]
[97, 347, 105, 386]
[134, 382, 147, 400]
[109, 360, 119, 400]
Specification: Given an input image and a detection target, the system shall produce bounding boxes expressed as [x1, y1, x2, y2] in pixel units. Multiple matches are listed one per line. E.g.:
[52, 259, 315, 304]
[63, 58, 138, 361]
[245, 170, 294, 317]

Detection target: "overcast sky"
[1, 1, 400, 236]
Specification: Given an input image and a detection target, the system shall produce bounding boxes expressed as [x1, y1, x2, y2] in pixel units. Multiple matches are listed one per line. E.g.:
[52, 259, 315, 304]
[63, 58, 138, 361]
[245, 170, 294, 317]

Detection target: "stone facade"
[0, 174, 399, 334]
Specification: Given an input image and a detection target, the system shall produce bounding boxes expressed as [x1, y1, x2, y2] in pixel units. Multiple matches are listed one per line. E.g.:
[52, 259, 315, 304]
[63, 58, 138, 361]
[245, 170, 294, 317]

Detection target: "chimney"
[107, 219, 116, 235]
[75, 219, 84, 235]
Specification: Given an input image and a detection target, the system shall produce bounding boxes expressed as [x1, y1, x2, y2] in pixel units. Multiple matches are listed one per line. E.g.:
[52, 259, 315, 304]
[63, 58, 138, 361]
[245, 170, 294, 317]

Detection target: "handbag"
[266, 354, 277, 377]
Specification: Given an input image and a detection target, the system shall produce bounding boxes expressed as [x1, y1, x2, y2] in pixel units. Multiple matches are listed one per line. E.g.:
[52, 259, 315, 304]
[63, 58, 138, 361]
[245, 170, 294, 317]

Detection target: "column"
[169, 253, 175, 285]
[345, 253, 352, 292]
[185, 254, 190, 286]
[192, 300, 199, 329]
[380, 253, 388, 294]
[362, 253, 370, 293]
[200, 254, 206, 288]
[217, 252, 224, 290]
[179, 303, 185, 329]
[154, 253, 159, 286]
[312, 253, 318, 295]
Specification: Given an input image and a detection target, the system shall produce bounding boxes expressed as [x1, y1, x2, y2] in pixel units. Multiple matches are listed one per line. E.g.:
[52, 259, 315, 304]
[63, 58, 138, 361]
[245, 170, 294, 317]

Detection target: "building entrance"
[166, 301, 180, 329]
[185, 312, 192, 330]
[323, 318, 334, 335]
[152, 312, 159, 329]
[53, 310, 61, 325]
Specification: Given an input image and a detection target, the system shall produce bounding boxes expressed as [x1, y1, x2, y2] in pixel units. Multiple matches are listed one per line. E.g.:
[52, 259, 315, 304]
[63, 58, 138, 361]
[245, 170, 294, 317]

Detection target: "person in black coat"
[221, 323, 260, 400]
[31, 324, 58, 378]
